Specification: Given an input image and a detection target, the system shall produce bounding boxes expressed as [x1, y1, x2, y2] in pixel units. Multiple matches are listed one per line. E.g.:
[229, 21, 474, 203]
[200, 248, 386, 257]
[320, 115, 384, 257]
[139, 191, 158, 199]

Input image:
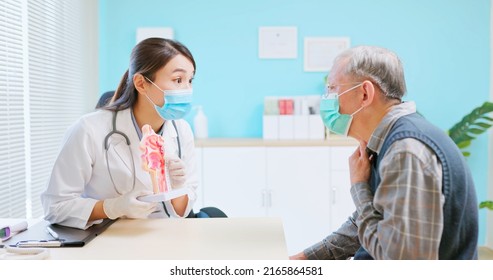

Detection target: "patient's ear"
[361, 80, 375, 106]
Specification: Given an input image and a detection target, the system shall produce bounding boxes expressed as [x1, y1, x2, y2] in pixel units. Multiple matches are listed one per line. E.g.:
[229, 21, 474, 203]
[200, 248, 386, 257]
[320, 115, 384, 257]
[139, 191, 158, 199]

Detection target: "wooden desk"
[44, 217, 288, 260]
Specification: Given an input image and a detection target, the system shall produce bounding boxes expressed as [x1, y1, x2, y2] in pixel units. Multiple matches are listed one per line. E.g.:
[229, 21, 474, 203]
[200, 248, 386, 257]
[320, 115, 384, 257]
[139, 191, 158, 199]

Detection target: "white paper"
[258, 26, 298, 59]
[304, 37, 350, 72]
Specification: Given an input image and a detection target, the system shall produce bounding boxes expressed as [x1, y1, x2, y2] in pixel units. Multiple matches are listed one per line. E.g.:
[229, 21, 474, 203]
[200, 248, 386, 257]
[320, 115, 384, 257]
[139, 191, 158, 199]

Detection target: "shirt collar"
[130, 109, 164, 140]
[367, 101, 417, 155]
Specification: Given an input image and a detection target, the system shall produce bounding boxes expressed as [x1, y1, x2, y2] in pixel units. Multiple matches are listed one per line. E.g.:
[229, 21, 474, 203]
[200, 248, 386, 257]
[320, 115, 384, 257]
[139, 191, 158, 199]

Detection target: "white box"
[293, 115, 309, 139]
[263, 115, 279, 140]
[278, 115, 294, 140]
[308, 115, 325, 139]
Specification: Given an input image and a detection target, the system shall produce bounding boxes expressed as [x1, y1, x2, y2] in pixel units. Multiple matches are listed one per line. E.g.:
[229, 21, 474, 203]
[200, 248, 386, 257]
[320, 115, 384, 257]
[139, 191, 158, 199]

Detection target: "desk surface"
[44, 217, 288, 260]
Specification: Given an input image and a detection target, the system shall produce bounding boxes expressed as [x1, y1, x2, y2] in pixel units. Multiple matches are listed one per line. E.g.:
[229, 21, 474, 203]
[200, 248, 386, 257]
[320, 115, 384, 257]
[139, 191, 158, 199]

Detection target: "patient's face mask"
[145, 77, 193, 120]
[319, 83, 364, 136]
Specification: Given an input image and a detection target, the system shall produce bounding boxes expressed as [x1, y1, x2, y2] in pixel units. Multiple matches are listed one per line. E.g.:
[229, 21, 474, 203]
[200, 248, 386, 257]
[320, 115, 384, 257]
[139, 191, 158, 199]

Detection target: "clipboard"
[2, 219, 116, 248]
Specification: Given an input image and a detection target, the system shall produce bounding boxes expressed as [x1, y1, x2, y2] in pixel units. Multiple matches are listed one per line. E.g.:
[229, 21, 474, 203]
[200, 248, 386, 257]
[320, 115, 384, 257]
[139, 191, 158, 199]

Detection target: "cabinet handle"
[262, 190, 267, 207]
[267, 190, 272, 208]
[332, 187, 336, 205]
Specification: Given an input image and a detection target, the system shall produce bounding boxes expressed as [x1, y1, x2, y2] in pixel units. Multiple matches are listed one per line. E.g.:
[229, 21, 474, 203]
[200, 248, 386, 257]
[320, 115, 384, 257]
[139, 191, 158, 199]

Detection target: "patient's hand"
[289, 252, 308, 260]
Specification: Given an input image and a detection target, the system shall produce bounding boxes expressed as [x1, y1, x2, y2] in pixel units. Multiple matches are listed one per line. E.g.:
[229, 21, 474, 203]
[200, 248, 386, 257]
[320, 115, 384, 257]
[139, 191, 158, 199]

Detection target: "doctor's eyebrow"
[172, 69, 196, 80]
[172, 68, 188, 74]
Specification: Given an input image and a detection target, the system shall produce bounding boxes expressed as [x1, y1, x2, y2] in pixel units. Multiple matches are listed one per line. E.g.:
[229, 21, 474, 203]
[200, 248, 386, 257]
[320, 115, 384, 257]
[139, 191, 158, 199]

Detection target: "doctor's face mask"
[319, 83, 364, 136]
[144, 77, 193, 120]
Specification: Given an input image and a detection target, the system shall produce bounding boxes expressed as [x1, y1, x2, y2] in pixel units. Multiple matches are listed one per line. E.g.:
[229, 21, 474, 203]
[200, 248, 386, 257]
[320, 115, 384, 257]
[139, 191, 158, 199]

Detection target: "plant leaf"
[462, 151, 470, 157]
[449, 101, 493, 145]
[469, 128, 487, 135]
[457, 140, 471, 149]
[479, 201, 493, 210]
[474, 122, 493, 129]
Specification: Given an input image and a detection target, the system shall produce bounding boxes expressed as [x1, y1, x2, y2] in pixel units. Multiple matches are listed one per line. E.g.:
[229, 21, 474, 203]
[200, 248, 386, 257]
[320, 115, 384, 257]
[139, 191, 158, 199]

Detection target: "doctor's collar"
[130, 109, 164, 140]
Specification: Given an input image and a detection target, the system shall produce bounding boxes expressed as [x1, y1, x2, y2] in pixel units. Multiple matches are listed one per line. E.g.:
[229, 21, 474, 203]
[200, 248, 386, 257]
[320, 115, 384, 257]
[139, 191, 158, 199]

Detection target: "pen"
[16, 240, 85, 248]
[46, 226, 59, 240]
[17, 240, 62, 248]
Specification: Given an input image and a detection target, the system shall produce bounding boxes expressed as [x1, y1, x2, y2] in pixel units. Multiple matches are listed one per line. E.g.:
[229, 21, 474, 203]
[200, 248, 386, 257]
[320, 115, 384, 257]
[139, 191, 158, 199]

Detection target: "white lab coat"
[41, 108, 198, 229]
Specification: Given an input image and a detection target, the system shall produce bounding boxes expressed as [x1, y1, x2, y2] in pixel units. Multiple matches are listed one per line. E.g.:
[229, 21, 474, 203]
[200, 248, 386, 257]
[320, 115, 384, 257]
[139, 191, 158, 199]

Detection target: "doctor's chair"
[187, 207, 227, 218]
[96, 91, 228, 218]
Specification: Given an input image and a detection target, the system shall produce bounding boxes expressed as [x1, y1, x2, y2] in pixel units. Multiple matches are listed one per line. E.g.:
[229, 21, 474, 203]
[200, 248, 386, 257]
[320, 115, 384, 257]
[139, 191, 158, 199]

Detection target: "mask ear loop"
[350, 105, 365, 117]
[144, 76, 165, 92]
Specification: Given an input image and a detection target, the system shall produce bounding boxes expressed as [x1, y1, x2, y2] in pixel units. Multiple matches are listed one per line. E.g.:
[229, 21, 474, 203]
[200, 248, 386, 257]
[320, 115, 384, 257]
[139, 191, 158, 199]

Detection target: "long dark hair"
[104, 38, 196, 111]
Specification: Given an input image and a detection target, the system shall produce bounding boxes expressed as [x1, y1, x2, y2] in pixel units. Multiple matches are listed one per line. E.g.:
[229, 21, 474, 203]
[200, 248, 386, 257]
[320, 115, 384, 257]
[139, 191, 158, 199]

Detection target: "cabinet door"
[202, 147, 266, 217]
[266, 147, 331, 255]
[329, 146, 357, 232]
[193, 148, 204, 212]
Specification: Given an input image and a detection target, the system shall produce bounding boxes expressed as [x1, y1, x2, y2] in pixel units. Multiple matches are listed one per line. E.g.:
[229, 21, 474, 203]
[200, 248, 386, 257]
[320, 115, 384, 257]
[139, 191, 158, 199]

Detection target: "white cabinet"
[266, 147, 331, 255]
[195, 143, 357, 255]
[193, 147, 204, 212]
[329, 147, 356, 231]
[201, 147, 266, 217]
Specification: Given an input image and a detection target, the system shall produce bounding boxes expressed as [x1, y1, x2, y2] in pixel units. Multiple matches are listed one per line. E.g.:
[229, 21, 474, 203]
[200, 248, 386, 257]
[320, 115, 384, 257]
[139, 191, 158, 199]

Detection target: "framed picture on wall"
[304, 37, 350, 72]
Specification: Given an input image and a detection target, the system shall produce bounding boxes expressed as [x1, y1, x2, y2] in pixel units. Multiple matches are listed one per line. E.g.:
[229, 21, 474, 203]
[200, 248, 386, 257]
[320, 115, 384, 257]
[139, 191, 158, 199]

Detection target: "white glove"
[103, 189, 157, 220]
[167, 158, 186, 189]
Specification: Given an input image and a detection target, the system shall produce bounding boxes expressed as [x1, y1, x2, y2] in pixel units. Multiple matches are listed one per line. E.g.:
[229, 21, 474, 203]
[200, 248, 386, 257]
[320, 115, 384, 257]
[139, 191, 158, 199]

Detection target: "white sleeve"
[41, 118, 99, 229]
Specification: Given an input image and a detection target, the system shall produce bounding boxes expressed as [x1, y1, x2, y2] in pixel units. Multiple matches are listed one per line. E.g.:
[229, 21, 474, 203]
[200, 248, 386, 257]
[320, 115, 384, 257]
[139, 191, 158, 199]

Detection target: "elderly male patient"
[291, 46, 478, 260]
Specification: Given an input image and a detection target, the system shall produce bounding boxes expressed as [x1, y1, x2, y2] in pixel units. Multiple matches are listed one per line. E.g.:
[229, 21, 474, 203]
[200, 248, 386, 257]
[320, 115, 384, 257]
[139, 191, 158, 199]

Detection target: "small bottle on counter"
[194, 106, 208, 139]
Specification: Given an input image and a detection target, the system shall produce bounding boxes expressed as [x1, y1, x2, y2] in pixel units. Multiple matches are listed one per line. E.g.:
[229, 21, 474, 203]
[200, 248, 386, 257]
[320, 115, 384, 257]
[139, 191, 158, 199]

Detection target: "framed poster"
[304, 37, 350, 72]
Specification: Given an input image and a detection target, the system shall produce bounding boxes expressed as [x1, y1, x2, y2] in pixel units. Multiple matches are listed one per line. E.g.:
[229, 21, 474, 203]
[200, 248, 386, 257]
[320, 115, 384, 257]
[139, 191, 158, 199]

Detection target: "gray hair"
[334, 46, 407, 100]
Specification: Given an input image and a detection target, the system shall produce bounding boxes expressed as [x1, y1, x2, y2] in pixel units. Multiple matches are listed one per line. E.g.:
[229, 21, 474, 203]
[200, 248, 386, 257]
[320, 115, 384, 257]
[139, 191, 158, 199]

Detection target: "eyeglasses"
[323, 82, 363, 98]
[326, 82, 362, 93]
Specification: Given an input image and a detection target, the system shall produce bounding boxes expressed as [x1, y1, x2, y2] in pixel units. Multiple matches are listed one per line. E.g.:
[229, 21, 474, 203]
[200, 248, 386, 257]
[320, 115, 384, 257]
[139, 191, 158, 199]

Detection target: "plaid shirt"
[304, 102, 444, 260]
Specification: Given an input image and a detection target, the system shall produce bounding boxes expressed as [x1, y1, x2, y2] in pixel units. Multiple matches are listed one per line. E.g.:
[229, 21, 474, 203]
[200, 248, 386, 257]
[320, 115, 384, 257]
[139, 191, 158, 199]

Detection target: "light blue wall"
[99, 0, 491, 245]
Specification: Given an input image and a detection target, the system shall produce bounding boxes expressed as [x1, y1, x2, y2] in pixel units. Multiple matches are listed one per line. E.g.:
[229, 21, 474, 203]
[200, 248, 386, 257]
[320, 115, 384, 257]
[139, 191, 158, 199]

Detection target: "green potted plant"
[447, 101, 493, 210]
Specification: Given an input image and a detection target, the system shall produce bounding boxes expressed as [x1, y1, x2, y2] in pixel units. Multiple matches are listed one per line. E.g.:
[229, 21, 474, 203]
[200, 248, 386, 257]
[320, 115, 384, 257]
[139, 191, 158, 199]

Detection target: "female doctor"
[41, 38, 198, 229]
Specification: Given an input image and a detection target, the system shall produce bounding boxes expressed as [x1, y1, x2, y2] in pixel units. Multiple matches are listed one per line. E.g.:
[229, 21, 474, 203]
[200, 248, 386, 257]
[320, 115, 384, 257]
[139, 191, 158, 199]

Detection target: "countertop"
[195, 136, 358, 147]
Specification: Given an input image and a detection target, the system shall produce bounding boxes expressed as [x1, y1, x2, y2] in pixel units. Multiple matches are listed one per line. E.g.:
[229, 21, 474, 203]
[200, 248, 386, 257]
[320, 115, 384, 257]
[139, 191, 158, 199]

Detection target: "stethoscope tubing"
[103, 110, 181, 195]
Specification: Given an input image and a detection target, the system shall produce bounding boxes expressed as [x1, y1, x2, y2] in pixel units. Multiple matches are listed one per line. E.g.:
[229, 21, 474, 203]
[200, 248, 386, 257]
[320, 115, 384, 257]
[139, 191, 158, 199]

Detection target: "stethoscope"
[103, 110, 181, 195]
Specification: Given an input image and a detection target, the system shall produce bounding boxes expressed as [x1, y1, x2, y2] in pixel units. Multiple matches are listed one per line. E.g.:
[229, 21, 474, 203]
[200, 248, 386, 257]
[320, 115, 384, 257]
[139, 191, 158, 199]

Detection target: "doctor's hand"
[103, 189, 157, 220]
[167, 158, 186, 189]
